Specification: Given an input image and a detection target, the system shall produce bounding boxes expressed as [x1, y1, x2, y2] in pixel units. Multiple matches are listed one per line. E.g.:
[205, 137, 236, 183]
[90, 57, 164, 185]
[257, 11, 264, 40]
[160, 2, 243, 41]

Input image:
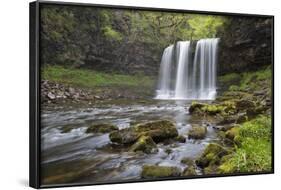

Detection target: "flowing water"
[156, 38, 219, 100]
[41, 100, 218, 185]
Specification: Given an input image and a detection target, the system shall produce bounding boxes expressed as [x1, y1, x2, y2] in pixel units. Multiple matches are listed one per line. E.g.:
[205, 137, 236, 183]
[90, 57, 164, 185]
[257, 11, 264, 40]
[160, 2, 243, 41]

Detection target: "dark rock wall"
[82, 41, 162, 76]
[218, 16, 273, 75]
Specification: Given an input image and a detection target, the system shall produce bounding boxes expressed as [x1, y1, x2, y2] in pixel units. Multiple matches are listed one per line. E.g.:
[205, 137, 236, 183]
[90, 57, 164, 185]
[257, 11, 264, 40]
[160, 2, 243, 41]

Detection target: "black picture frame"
[29, 1, 274, 189]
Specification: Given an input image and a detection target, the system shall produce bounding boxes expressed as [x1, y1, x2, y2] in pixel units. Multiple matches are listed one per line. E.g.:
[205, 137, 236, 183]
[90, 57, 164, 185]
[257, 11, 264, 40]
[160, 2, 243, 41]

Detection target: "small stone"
[47, 92, 56, 100]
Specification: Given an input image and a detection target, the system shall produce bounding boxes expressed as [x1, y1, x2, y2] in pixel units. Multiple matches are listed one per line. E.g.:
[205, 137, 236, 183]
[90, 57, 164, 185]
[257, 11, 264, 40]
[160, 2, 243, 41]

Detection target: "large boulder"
[109, 120, 178, 144]
[141, 165, 181, 178]
[188, 125, 207, 139]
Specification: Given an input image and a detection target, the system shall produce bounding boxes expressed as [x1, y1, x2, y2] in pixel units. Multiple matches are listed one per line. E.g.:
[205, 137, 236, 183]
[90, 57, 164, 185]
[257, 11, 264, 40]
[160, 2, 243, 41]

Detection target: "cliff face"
[82, 41, 162, 76]
[218, 16, 273, 75]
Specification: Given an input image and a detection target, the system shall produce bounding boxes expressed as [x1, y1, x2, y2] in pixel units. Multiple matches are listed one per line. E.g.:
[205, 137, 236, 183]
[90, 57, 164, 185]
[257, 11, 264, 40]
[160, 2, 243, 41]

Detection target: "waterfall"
[174, 41, 191, 99]
[155, 45, 174, 99]
[155, 38, 219, 100]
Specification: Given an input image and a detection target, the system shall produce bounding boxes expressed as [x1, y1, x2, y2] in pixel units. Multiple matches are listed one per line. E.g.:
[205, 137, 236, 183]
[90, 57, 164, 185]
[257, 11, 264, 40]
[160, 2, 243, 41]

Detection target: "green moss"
[196, 143, 230, 168]
[130, 135, 157, 154]
[109, 120, 178, 144]
[202, 104, 225, 115]
[86, 123, 118, 133]
[225, 126, 240, 141]
[219, 116, 272, 173]
[141, 165, 181, 178]
[182, 166, 197, 176]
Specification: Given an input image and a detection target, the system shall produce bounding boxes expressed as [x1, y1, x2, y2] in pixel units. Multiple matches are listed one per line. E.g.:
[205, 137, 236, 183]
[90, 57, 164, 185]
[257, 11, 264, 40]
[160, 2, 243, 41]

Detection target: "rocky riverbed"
[41, 68, 272, 185]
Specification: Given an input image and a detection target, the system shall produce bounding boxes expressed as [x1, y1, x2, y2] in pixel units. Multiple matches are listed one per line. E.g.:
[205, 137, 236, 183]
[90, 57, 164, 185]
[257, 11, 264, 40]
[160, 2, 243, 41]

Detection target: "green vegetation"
[218, 73, 241, 84]
[41, 5, 228, 72]
[219, 116, 272, 173]
[240, 67, 271, 90]
[42, 65, 155, 89]
[219, 66, 271, 92]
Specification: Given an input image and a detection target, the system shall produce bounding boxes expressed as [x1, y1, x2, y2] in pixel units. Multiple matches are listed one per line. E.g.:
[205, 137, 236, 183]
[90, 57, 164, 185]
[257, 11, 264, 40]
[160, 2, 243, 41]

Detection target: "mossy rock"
[195, 143, 230, 168]
[218, 154, 235, 174]
[182, 166, 197, 176]
[141, 165, 181, 179]
[130, 135, 157, 154]
[236, 114, 248, 124]
[189, 102, 206, 114]
[201, 104, 225, 115]
[236, 99, 256, 111]
[188, 125, 207, 139]
[225, 126, 240, 141]
[135, 120, 178, 143]
[175, 135, 186, 143]
[165, 148, 172, 155]
[181, 157, 194, 166]
[217, 115, 238, 125]
[109, 120, 178, 144]
[60, 125, 76, 133]
[86, 123, 118, 133]
[189, 102, 225, 116]
[203, 165, 218, 175]
[109, 128, 139, 144]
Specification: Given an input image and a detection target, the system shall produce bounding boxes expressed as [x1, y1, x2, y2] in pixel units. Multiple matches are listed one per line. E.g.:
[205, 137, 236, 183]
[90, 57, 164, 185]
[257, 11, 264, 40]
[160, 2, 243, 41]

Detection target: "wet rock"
[174, 135, 186, 143]
[109, 128, 139, 144]
[217, 115, 238, 125]
[182, 166, 197, 176]
[141, 165, 181, 178]
[212, 124, 235, 132]
[188, 125, 207, 139]
[195, 143, 230, 168]
[134, 120, 178, 143]
[47, 92, 56, 100]
[181, 157, 194, 166]
[165, 148, 172, 155]
[60, 125, 76, 133]
[130, 135, 157, 154]
[189, 102, 206, 114]
[109, 120, 178, 144]
[86, 123, 118, 134]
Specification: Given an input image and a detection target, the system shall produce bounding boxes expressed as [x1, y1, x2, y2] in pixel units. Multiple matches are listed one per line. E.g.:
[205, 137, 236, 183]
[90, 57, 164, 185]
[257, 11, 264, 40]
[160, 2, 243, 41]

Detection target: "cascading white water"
[155, 38, 219, 100]
[155, 45, 174, 99]
[174, 41, 191, 99]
